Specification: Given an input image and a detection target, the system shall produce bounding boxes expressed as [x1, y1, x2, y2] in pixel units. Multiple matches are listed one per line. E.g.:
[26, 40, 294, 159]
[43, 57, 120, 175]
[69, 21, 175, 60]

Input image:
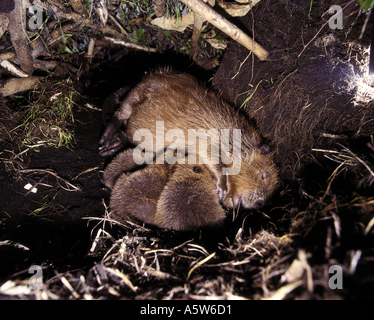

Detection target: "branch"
[0, 76, 44, 97]
[8, 0, 33, 75]
[103, 36, 157, 52]
[179, 0, 268, 60]
[298, 0, 356, 58]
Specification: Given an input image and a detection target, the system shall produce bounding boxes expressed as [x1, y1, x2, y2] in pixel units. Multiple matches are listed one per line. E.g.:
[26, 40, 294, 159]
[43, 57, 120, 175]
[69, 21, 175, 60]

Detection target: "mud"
[0, 0, 373, 299]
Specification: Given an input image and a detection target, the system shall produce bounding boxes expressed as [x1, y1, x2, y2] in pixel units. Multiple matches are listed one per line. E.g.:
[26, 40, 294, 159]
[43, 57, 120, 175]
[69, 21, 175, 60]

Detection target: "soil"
[0, 52, 217, 284]
[0, 99, 105, 281]
[214, 0, 374, 179]
[0, 0, 374, 299]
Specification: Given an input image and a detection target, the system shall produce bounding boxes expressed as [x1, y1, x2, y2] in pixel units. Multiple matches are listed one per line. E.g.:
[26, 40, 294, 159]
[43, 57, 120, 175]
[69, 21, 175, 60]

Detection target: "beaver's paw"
[99, 117, 129, 157]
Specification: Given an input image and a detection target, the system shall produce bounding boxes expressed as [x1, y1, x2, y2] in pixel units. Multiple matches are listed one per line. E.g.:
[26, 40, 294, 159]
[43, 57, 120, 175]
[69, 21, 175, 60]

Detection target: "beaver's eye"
[259, 144, 270, 154]
[193, 165, 202, 173]
[261, 171, 266, 180]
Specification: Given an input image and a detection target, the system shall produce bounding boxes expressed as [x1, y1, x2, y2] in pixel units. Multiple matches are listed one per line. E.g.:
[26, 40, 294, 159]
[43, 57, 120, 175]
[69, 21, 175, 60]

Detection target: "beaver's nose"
[253, 199, 264, 209]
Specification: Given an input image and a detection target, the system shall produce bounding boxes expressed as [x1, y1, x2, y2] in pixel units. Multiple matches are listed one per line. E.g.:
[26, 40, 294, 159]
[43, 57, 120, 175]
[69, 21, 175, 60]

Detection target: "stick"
[0, 76, 44, 97]
[298, 0, 356, 57]
[0, 60, 29, 77]
[103, 36, 157, 52]
[108, 13, 129, 37]
[8, 0, 33, 75]
[179, 0, 268, 60]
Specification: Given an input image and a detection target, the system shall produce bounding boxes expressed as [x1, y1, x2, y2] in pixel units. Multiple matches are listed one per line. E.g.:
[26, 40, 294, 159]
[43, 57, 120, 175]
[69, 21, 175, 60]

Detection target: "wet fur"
[107, 149, 226, 230]
[103, 70, 279, 209]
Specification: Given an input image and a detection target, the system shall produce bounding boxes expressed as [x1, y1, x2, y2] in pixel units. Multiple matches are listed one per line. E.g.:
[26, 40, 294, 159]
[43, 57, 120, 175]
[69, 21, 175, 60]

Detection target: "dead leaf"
[152, 12, 195, 32]
[0, 13, 9, 38]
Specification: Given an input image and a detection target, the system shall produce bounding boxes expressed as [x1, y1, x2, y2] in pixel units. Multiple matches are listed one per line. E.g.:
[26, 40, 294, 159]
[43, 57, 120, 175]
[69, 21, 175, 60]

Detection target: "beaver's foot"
[216, 175, 227, 204]
[99, 116, 129, 157]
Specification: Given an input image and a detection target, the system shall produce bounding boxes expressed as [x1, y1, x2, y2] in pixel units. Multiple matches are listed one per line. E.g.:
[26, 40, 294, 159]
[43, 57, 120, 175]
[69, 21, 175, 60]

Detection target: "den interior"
[0, 0, 373, 299]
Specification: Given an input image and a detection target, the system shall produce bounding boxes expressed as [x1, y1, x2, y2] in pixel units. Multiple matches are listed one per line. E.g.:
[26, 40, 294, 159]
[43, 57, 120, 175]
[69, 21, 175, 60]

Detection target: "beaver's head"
[223, 148, 279, 210]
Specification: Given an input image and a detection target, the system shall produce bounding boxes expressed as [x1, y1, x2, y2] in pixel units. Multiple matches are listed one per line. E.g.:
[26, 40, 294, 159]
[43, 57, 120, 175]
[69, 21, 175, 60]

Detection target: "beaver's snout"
[253, 199, 264, 209]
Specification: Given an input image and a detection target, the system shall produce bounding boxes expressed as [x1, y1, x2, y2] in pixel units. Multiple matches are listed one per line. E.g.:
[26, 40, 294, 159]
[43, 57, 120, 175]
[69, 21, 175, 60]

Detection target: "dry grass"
[236, 30, 374, 181]
[0, 78, 80, 175]
[1, 0, 373, 301]
[1, 141, 373, 299]
[1, 71, 374, 300]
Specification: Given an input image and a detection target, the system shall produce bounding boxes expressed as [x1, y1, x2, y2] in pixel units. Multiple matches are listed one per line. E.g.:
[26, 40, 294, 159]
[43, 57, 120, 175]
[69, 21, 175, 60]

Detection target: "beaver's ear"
[258, 144, 270, 155]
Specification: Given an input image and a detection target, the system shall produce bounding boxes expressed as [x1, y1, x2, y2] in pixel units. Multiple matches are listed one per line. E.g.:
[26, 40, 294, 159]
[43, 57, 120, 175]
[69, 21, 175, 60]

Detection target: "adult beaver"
[100, 69, 279, 210]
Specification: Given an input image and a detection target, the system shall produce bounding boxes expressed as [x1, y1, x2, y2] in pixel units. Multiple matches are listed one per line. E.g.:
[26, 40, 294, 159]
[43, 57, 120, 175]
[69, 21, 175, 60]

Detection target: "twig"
[312, 148, 340, 153]
[24, 175, 47, 196]
[298, 0, 356, 58]
[19, 169, 82, 192]
[322, 160, 347, 201]
[0, 52, 15, 62]
[103, 36, 157, 52]
[73, 166, 100, 180]
[186, 252, 216, 281]
[0, 60, 28, 77]
[86, 38, 95, 57]
[108, 14, 129, 37]
[83, 103, 102, 112]
[364, 216, 374, 236]
[179, 0, 268, 60]
[337, 143, 374, 180]
[0, 77, 44, 97]
[359, 7, 371, 39]
[231, 52, 251, 79]
[60, 277, 80, 299]
[8, 0, 33, 75]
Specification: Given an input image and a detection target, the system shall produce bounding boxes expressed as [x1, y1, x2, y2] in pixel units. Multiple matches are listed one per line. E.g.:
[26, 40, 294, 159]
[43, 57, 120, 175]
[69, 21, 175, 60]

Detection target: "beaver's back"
[122, 71, 261, 152]
[110, 70, 279, 209]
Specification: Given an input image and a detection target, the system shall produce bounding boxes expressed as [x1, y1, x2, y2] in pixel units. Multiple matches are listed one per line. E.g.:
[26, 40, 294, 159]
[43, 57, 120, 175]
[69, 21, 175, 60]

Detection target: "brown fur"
[102, 70, 279, 209]
[108, 151, 226, 230]
[224, 148, 279, 209]
[103, 148, 144, 189]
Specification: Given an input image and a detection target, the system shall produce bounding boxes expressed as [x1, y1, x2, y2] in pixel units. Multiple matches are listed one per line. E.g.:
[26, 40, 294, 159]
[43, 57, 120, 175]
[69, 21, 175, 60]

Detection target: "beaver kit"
[104, 149, 226, 230]
[100, 70, 279, 230]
